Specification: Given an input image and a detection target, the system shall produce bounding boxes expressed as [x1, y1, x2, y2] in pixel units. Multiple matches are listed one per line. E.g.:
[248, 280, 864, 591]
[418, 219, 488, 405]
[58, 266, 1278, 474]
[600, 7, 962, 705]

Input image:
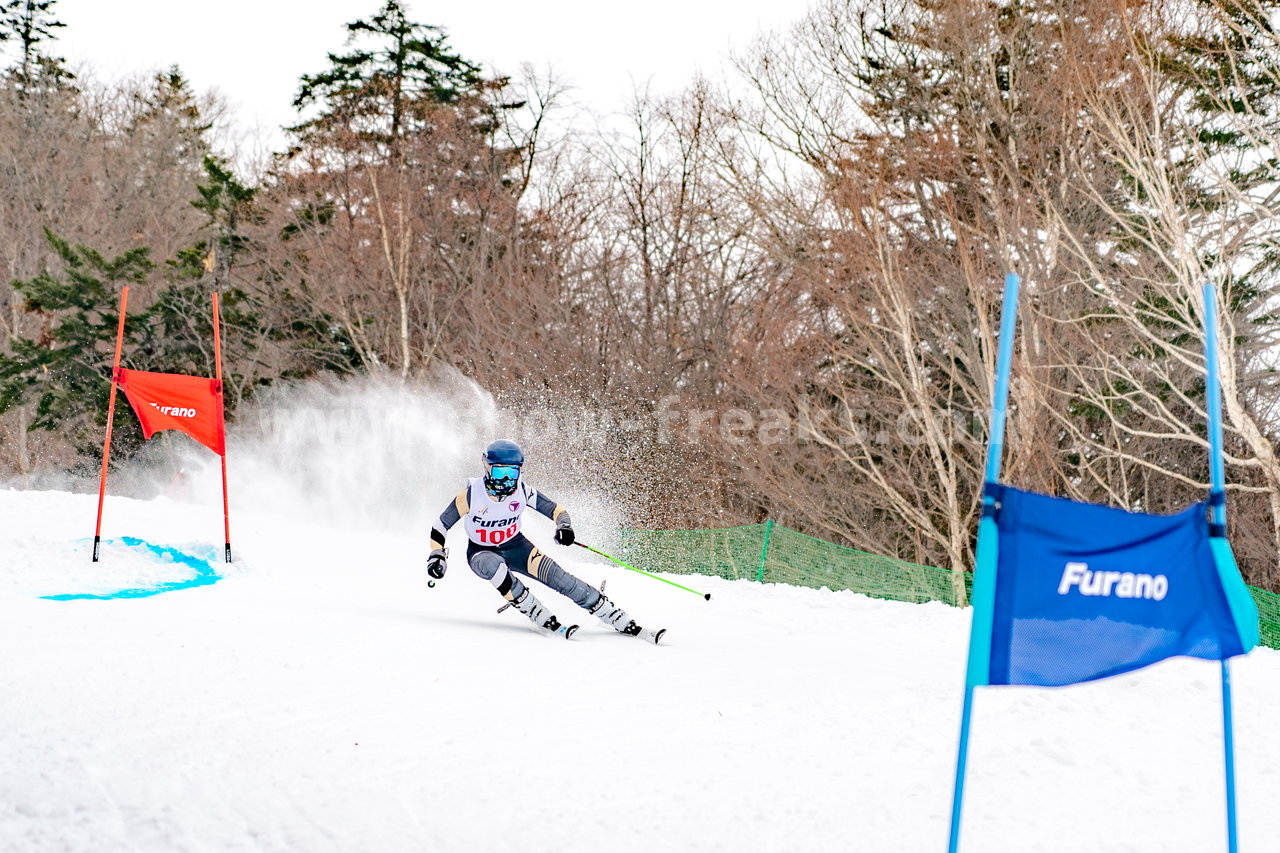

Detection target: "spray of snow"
[104, 370, 630, 548]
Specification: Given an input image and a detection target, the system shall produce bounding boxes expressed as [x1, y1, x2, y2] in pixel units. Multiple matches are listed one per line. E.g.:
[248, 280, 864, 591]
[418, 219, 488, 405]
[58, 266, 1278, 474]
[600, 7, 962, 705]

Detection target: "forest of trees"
[4, 0, 1280, 591]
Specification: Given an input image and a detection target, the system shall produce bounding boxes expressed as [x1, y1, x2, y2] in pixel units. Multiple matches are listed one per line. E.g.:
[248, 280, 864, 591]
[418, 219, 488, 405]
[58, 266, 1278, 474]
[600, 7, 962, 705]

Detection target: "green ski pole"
[576, 542, 711, 600]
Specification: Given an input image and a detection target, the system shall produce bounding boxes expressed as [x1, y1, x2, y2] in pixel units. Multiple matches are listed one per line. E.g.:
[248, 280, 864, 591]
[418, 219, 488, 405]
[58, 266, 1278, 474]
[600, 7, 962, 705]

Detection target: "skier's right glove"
[427, 550, 447, 581]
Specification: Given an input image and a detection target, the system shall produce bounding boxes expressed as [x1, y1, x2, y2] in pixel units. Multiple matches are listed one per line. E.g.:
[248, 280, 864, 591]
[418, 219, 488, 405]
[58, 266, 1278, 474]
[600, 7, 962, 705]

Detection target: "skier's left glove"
[554, 520, 575, 547]
[427, 550, 448, 580]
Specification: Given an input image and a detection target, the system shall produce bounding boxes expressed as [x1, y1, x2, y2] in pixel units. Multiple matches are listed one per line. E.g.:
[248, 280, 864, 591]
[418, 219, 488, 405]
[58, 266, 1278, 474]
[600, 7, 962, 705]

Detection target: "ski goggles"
[488, 465, 521, 481]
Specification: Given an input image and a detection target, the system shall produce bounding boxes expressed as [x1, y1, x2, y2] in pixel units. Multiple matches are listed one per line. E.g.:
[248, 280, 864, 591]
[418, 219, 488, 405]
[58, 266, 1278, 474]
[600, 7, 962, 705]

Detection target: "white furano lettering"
[149, 403, 197, 418]
[1057, 561, 1169, 601]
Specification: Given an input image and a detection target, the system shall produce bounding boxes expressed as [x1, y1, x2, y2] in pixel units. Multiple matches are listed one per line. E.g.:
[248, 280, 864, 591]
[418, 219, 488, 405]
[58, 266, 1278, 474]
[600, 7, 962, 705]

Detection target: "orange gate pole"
[212, 292, 232, 563]
[93, 286, 129, 562]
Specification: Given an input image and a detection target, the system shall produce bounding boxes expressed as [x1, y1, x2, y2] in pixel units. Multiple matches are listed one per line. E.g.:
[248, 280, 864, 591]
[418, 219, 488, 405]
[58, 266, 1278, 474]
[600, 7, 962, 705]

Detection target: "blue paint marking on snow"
[42, 537, 223, 601]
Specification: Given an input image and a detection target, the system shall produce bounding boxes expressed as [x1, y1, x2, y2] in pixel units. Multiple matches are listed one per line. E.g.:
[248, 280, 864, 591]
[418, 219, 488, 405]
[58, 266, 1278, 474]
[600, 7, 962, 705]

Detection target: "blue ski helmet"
[483, 439, 524, 499]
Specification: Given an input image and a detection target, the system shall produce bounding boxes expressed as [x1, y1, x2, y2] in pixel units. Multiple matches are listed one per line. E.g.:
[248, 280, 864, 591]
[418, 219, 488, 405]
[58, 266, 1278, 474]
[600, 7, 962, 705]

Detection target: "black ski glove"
[554, 525, 575, 547]
[427, 550, 447, 580]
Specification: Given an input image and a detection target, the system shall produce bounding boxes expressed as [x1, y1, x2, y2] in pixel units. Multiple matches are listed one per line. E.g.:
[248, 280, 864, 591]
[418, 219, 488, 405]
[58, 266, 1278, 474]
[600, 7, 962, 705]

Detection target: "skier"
[426, 439, 663, 642]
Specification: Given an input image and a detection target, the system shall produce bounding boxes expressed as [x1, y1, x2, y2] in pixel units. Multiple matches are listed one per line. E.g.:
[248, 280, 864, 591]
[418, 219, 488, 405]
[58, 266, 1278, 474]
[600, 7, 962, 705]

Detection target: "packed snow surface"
[3, 380, 1279, 852]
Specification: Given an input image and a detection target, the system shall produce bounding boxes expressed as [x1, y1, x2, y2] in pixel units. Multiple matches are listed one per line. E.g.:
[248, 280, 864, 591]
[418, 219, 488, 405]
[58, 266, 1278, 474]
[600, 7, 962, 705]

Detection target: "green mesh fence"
[1252, 585, 1280, 650]
[616, 524, 771, 582]
[616, 521, 1280, 650]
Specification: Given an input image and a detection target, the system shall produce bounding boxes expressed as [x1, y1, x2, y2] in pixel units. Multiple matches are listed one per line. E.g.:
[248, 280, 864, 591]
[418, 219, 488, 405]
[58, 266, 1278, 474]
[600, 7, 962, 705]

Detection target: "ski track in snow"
[3, 487, 1280, 853]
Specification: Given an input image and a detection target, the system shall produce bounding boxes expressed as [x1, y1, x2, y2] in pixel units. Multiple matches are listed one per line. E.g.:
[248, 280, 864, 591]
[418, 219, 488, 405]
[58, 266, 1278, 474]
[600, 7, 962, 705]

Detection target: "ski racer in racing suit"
[426, 439, 661, 642]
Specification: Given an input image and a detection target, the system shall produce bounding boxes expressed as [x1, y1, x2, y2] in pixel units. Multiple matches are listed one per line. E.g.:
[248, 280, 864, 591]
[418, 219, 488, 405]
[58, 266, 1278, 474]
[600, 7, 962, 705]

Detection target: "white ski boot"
[513, 588, 577, 639]
[590, 594, 665, 643]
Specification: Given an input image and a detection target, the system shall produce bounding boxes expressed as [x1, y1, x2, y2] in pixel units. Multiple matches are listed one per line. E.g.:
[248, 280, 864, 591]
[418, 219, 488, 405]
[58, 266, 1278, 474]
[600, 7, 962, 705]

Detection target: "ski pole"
[575, 542, 711, 600]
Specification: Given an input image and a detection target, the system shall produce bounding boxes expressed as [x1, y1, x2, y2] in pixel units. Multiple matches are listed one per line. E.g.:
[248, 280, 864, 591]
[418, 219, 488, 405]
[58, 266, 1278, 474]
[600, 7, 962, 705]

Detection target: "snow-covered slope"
[5, 486, 1279, 852]
[3, 380, 1279, 852]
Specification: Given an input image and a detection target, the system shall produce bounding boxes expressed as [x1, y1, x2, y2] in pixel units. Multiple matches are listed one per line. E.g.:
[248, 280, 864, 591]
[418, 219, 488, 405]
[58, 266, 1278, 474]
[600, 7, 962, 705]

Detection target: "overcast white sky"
[54, 0, 805, 152]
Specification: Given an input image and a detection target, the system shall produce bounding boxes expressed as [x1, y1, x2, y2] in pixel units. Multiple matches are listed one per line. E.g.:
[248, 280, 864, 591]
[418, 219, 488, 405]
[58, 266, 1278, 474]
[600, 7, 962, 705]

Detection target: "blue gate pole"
[948, 273, 1020, 853]
[1202, 282, 1239, 853]
[1222, 662, 1239, 853]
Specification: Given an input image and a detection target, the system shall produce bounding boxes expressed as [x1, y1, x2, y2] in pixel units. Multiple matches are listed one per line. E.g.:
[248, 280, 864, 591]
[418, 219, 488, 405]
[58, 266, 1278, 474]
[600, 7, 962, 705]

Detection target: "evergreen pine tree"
[162, 157, 361, 400]
[0, 0, 68, 89]
[0, 229, 152, 458]
[290, 0, 485, 149]
[192, 155, 257, 291]
[127, 66, 213, 178]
